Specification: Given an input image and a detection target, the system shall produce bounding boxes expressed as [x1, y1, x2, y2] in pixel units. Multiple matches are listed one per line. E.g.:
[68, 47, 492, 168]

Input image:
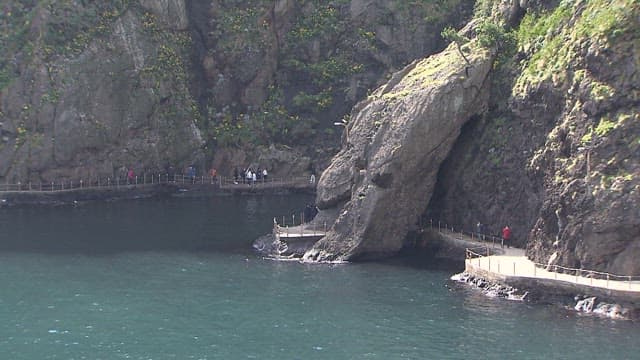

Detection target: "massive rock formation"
[0, 1, 203, 181]
[0, 0, 473, 182]
[427, 0, 640, 275]
[304, 36, 494, 261]
[304, 0, 640, 277]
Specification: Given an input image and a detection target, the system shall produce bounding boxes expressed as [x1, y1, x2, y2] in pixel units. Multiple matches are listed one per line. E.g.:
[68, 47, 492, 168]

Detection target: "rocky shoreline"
[451, 271, 638, 320]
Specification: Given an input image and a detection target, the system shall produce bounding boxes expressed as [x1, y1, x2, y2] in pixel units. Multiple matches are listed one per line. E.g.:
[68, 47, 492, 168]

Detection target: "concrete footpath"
[465, 245, 640, 302]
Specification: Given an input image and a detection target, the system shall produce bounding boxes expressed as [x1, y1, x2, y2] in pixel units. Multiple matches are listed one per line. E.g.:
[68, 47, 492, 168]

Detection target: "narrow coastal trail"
[464, 241, 640, 293]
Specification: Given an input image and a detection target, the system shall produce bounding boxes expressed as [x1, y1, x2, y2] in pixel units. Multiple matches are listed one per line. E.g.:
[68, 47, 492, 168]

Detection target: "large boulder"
[304, 40, 494, 261]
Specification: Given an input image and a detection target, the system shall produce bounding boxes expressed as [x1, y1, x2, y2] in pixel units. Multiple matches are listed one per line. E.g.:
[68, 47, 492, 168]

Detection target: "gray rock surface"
[304, 40, 494, 261]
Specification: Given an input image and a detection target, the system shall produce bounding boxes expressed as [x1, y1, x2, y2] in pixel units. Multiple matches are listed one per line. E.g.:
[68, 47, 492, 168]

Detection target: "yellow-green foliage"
[594, 117, 617, 136]
[515, 0, 638, 91]
[581, 129, 593, 144]
[590, 81, 616, 100]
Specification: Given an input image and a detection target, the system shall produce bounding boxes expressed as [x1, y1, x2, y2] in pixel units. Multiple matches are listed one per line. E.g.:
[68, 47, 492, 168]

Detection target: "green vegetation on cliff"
[515, 0, 638, 90]
[195, 0, 472, 150]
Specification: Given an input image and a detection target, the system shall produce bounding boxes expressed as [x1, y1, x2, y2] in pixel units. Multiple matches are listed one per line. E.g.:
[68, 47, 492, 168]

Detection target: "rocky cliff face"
[308, 0, 640, 276]
[0, 1, 203, 181]
[0, 0, 473, 182]
[429, 0, 640, 275]
[304, 34, 495, 261]
[186, 0, 473, 173]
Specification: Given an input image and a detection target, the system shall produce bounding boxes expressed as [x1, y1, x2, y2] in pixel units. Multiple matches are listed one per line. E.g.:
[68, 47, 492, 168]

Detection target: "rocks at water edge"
[451, 272, 528, 301]
[573, 296, 630, 320]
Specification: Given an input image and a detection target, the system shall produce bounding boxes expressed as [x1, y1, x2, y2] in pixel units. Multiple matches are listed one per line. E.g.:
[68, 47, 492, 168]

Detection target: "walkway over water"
[426, 223, 640, 297]
[273, 220, 326, 241]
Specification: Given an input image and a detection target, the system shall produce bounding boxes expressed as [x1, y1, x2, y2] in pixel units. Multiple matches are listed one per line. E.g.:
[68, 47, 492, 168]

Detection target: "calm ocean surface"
[0, 195, 638, 359]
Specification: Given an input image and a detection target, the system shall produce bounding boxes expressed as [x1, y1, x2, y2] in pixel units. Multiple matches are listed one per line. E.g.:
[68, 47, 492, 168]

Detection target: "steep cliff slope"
[0, 0, 473, 182]
[307, 0, 639, 274]
[304, 26, 495, 261]
[0, 1, 203, 181]
[429, 0, 639, 275]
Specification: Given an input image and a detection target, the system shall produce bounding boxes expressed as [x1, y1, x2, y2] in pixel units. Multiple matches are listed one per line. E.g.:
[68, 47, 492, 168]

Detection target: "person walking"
[502, 225, 512, 249]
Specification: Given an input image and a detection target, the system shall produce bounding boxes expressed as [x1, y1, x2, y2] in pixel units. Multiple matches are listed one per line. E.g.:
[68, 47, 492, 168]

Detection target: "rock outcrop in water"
[303, 30, 494, 261]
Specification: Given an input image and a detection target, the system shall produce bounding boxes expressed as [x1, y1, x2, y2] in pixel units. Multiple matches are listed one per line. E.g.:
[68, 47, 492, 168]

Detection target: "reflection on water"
[0, 196, 639, 359]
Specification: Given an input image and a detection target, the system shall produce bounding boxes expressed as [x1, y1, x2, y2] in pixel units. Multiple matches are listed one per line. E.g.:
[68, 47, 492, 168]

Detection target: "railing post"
[513, 262, 516, 276]
[554, 266, 558, 279]
[607, 274, 610, 289]
[80, 180, 83, 189]
[498, 262, 500, 274]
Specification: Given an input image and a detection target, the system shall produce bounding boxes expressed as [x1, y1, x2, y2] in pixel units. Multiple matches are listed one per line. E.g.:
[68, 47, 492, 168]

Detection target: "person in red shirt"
[502, 225, 512, 249]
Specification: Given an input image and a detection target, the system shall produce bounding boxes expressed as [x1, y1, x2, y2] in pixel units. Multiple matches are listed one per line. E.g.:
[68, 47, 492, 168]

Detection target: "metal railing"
[463, 238, 640, 291]
[272, 210, 327, 239]
[219, 176, 314, 189]
[426, 219, 504, 248]
[0, 174, 315, 193]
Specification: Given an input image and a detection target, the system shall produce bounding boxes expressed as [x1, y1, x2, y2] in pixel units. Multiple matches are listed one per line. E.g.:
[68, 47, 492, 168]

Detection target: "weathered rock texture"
[427, 0, 640, 275]
[0, 0, 473, 182]
[304, 39, 494, 261]
[0, 1, 203, 182]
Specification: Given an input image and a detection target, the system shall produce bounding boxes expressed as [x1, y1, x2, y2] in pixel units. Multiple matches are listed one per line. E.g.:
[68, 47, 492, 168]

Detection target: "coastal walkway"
[465, 247, 640, 293]
[0, 174, 314, 193]
[272, 218, 326, 241]
[430, 221, 640, 296]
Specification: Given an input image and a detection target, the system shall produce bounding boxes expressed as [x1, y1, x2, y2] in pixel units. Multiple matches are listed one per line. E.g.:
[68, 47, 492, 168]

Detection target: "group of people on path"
[233, 167, 268, 185]
[476, 221, 512, 249]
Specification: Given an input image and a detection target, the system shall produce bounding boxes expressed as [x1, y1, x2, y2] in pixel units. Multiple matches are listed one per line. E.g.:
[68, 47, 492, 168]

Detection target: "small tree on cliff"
[476, 21, 517, 71]
[441, 26, 470, 65]
[476, 21, 516, 56]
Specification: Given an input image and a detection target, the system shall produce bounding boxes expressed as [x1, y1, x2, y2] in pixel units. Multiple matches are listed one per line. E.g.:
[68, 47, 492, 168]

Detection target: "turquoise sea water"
[0, 195, 639, 359]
